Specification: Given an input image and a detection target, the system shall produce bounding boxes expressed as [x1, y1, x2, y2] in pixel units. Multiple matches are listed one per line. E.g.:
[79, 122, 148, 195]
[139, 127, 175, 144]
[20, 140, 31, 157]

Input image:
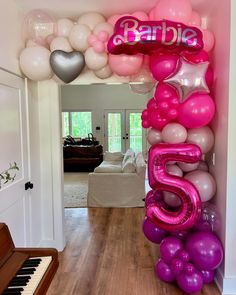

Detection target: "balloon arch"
[19, 0, 223, 293]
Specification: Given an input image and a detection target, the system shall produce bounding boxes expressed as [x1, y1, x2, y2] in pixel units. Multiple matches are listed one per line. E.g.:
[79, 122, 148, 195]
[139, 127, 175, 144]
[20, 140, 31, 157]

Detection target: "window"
[62, 111, 92, 138]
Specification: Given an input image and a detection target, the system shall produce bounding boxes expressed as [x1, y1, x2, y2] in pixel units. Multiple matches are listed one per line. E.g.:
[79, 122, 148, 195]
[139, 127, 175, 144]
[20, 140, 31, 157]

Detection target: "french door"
[104, 110, 146, 153]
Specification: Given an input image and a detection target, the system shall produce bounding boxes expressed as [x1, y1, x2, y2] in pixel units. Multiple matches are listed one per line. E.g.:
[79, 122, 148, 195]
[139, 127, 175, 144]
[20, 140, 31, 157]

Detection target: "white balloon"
[94, 64, 112, 79]
[78, 12, 105, 30]
[147, 128, 162, 145]
[69, 24, 91, 52]
[85, 47, 108, 71]
[93, 22, 114, 36]
[20, 46, 52, 81]
[50, 37, 73, 52]
[57, 18, 74, 37]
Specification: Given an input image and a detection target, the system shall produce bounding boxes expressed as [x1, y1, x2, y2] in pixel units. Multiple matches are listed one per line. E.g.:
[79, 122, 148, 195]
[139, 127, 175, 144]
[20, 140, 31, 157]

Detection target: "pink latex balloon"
[197, 160, 209, 172]
[187, 126, 215, 154]
[178, 93, 215, 128]
[154, 0, 192, 23]
[185, 170, 216, 202]
[162, 123, 187, 144]
[203, 29, 215, 52]
[108, 17, 203, 55]
[98, 30, 109, 42]
[147, 143, 202, 231]
[178, 162, 199, 172]
[132, 11, 149, 21]
[107, 15, 121, 26]
[149, 8, 155, 21]
[108, 54, 143, 76]
[154, 83, 179, 101]
[189, 11, 202, 26]
[164, 165, 183, 207]
[149, 53, 179, 81]
[182, 50, 209, 63]
[147, 128, 162, 145]
[93, 41, 105, 53]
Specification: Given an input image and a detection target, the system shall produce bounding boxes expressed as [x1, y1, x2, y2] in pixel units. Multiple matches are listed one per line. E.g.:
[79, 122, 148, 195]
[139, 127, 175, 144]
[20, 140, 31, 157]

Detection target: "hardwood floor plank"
[47, 208, 221, 295]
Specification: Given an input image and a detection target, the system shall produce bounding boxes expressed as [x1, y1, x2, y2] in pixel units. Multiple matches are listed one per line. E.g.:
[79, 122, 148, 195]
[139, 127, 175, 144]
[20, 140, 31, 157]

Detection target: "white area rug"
[64, 172, 88, 208]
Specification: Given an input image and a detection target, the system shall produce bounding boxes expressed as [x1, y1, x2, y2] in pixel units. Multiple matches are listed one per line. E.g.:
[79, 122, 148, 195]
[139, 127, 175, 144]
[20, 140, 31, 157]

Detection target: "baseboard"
[215, 268, 236, 295]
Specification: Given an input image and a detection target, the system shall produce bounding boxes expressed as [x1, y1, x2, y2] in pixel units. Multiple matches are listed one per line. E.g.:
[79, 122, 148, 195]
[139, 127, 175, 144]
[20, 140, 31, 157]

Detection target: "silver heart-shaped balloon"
[50, 50, 85, 83]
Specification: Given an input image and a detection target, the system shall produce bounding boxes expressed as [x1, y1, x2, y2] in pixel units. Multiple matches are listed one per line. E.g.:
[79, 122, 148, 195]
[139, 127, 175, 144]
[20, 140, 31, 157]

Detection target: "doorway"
[104, 109, 146, 153]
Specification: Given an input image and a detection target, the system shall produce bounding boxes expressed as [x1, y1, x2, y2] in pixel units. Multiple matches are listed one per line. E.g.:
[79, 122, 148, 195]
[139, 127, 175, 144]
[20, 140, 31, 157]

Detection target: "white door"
[0, 70, 30, 247]
[104, 110, 146, 153]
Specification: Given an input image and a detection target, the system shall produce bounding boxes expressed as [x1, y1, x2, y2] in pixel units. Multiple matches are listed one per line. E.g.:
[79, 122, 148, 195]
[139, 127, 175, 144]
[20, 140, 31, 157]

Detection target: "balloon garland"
[19, 1, 223, 293]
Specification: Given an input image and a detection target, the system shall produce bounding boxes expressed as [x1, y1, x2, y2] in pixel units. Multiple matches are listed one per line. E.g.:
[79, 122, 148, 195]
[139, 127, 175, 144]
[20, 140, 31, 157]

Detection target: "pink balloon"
[154, 0, 192, 23]
[187, 126, 215, 154]
[197, 160, 209, 172]
[164, 165, 183, 207]
[148, 8, 156, 21]
[162, 123, 187, 144]
[132, 11, 149, 21]
[149, 53, 179, 81]
[203, 29, 215, 52]
[147, 128, 162, 145]
[185, 170, 216, 202]
[108, 54, 143, 76]
[93, 41, 105, 53]
[154, 83, 179, 101]
[147, 143, 202, 231]
[178, 93, 215, 128]
[98, 30, 109, 42]
[178, 162, 199, 172]
[107, 14, 121, 26]
[108, 17, 203, 55]
[182, 50, 209, 64]
[188, 11, 202, 26]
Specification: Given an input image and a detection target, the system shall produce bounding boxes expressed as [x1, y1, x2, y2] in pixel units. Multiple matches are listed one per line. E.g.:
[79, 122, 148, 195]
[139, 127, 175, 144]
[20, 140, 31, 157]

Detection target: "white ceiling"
[16, 0, 213, 19]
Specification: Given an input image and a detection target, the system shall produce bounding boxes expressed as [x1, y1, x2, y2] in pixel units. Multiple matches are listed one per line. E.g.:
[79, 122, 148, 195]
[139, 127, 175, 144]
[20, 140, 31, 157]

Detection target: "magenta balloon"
[182, 50, 209, 64]
[154, 82, 179, 101]
[155, 259, 176, 282]
[201, 270, 215, 284]
[145, 190, 163, 208]
[171, 258, 184, 275]
[178, 250, 190, 263]
[149, 53, 179, 81]
[176, 271, 203, 293]
[183, 262, 196, 275]
[171, 230, 190, 241]
[185, 231, 224, 270]
[178, 93, 215, 128]
[142, 217, 168, 244]
[147, 143, 202, 231]
[160, 236, 184, 264]
[206, 66, 214, 88]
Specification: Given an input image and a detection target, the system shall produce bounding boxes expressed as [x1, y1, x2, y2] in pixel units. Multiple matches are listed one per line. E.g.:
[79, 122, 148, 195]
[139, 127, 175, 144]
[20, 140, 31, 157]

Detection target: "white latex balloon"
[162, 123, 187, 143]
[94, 64, 112, 79]
[69, 24, 91, 52]
[57, 18, 74, 37]
[78, 12, 105, 30]
[20, 46, 52, 81]
[85, 48, 108, 71]
[50, 37, 73, 52]
[93, 22, 114, 36]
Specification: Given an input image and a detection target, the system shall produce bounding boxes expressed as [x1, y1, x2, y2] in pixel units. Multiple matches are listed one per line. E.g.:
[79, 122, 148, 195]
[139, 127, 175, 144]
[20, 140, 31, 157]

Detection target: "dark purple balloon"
[177, 271, 203, 293]
[142, 218, 168, 244]
[160, 236, 184, 264]
[155, 259, 175, 282]
[201, 269, 215, 284]
[171, 258, 184, 275]
[186, 231, 224, 271]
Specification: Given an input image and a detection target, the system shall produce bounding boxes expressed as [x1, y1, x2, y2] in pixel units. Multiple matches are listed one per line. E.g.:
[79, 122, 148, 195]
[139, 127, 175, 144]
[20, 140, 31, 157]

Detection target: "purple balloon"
[186, 231, 224, 270]
[201, 269, 215, 284]
[171, 258, 184, 275]
[155, 259, 175, 282]
[177, 271, 203, 293]
[171, 230, 190, 241]
[142, 218, 168, 244]
[183, 263, 196, 275]
[178, 250, 190, 263]
[160, 236, 184, 264]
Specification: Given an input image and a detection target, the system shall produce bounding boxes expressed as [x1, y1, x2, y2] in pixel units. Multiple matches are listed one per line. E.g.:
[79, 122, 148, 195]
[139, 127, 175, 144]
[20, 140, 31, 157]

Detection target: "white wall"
[0, 0, 23, 75]
[61, 84, 150, 146]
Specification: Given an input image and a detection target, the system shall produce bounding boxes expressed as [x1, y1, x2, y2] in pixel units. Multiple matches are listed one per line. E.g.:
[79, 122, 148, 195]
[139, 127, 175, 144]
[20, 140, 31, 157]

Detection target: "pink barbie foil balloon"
[107, 17, 203, 55]
[147, 143, 202, 231]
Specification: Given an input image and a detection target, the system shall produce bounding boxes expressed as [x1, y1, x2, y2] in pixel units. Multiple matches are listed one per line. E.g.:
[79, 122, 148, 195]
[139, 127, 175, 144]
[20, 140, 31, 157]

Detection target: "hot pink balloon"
[108, 17, 203, 55]
[154, 0, 192, 23]
[147, 143, 202, 231]
[154, 83, 179, 101]
[206, 66, 214, 88]
[178, 93, 215, 129]
[149, 53, 179, 81]
[184, 170, 216, 202]
[108, 54, 143, 76]
[182, 50, 209, 64]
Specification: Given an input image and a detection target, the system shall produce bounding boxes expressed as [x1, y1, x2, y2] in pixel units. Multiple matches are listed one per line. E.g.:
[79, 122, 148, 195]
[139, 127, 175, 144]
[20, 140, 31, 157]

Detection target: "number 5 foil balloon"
[147, 143, 202, 231]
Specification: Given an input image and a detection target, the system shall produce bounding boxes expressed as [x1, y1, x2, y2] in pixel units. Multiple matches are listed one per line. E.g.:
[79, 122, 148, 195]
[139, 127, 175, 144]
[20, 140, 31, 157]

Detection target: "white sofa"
[87, 150, 146, 207]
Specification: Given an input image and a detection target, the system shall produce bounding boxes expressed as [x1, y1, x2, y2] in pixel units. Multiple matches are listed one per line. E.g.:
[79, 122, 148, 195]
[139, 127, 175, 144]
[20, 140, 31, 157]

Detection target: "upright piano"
[0, 223, 59, 295]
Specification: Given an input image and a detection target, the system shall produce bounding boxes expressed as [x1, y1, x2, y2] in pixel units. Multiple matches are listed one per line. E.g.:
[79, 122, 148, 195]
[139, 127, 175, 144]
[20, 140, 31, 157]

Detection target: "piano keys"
[0, 223, 59, 295]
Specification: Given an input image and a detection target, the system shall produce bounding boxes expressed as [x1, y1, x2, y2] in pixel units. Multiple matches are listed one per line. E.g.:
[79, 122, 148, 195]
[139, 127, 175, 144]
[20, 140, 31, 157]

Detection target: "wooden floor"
[47, 208, 220, 295]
